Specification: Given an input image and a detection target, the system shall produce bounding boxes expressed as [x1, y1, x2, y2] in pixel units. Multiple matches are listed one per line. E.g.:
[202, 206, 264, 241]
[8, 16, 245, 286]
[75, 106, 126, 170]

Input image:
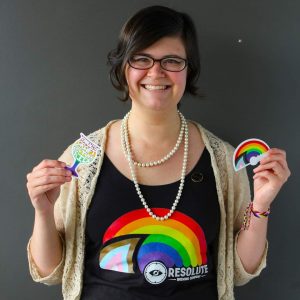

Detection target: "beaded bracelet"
[241, 202, 270, 230]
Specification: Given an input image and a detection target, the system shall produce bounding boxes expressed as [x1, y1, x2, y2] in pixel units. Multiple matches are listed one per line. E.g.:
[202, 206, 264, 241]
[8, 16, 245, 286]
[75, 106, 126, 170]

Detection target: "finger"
[28, 175, 71, 189]
[27, 176, 71, 198]
[253, 168, 289, 184]
[253, 170, 278, 181]
[259, 153, 288, 170]
[30, 183, 63, 198]
[33, 159, 66, 172]
[253, 161, 284, 174]
[266, 148, 286, 157]
[262, 148, 286, 163]
[31, 167, 72, 180]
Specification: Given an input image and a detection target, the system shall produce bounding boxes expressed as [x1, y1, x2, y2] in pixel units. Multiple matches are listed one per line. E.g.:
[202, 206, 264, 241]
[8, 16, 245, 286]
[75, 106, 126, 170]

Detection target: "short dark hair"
[107, 5, 202, 106]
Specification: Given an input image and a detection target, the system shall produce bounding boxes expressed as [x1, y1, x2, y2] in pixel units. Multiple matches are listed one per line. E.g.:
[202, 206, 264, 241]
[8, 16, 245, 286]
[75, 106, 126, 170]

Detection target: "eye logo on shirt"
[99, 208, 209, 284]
[144, 261, 167, 284]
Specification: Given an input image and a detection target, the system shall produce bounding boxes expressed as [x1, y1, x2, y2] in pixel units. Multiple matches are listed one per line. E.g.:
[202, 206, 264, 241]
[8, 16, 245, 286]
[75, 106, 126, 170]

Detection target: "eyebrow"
[134, 52, 186, 59]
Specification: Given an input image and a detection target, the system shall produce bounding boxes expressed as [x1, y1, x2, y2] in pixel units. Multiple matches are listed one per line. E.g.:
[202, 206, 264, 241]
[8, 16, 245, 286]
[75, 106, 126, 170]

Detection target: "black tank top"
[81, 148, 220, 299]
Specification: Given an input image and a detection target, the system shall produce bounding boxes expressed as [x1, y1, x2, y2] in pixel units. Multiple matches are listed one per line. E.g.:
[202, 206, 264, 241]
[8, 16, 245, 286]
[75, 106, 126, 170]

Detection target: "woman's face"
[125, 36, 187, 112]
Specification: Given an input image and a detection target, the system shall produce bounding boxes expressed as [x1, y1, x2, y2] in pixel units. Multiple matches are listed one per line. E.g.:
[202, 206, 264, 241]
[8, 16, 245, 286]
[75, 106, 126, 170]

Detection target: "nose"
[146, 61, 166, 77]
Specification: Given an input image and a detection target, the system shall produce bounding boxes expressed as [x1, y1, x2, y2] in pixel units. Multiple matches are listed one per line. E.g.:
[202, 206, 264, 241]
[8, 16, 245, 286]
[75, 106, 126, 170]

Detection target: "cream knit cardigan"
[27, 120, 268, 300]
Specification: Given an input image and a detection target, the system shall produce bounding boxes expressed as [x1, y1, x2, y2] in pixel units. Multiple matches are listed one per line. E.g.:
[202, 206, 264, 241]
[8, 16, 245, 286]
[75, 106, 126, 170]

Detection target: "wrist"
[34, 207, 55, 220]
[242, 201, 270, 230]
[252, 200, 271, 212]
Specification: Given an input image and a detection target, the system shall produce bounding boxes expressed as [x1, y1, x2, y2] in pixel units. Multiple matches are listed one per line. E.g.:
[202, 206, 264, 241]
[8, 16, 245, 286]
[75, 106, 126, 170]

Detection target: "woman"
[26, 5, 290, 300]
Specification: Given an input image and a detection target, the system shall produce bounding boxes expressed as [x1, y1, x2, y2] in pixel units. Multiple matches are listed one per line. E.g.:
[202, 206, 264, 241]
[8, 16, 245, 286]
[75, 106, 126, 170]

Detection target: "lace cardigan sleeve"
[27, 145, 73, 285]
[225, 143, 268, 286]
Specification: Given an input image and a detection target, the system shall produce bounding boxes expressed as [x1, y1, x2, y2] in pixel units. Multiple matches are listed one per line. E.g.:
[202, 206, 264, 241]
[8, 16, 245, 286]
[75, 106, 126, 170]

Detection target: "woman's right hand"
[26, 159, 72, 214]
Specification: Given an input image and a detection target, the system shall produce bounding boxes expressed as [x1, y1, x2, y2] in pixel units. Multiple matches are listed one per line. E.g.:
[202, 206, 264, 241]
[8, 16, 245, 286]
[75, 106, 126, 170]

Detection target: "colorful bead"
[241, 202, 270, 230]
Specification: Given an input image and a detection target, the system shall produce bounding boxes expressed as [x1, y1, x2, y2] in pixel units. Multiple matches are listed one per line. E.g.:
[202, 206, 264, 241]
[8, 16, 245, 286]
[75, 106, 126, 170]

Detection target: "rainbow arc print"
[99, 208, 207, 274]
[233, 138, 270, 171]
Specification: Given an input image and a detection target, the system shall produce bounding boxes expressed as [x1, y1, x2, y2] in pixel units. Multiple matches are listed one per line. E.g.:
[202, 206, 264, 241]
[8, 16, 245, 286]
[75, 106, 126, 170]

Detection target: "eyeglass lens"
[129, 55, 186, 71]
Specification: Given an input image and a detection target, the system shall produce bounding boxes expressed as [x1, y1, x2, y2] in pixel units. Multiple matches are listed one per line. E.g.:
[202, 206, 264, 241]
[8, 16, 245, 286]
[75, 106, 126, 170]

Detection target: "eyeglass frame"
[128, 54, 188, 72]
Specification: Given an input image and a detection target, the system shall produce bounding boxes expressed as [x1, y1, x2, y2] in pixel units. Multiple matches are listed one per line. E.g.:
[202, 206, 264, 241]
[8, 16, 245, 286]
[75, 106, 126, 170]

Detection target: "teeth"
[144, 85, 167, 90]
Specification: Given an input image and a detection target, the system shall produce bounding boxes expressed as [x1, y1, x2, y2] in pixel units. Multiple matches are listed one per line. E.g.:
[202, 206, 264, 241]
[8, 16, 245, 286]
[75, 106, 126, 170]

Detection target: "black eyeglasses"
[128, 54, 187, 72]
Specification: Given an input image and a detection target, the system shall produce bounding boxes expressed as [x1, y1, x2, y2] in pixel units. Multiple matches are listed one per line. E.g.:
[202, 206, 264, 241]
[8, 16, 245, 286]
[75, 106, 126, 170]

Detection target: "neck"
[127, 107, 181, 149]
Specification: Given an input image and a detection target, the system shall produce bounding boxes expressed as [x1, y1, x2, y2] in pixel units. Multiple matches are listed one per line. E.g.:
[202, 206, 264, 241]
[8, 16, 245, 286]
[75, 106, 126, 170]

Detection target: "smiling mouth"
[141, 84, 171, 91]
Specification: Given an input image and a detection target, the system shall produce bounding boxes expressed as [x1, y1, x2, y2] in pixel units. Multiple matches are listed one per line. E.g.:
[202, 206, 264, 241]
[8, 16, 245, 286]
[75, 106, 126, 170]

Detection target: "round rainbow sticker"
[233, 138, 270, 171]
[99, 208, 207, 274]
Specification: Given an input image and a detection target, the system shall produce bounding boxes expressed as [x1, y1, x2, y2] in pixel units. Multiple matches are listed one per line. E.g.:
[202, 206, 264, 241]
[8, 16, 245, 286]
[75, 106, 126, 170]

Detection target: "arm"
[30, 208, 63, 277]
[236, 148, 290, 274]
[236, 201, 269, 274]
[27, 150, 72, 284]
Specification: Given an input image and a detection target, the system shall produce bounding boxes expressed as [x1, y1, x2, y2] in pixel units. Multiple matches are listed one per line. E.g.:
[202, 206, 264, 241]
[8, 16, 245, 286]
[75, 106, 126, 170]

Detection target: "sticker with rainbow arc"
[233, 138, 270, 171]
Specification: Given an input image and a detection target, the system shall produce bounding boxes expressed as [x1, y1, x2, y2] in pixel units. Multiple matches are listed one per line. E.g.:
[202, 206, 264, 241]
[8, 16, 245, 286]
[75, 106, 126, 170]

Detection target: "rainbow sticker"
[65, 133, 100, 178]
[99, 208, 207, 278]
[233, 138, 270, 171]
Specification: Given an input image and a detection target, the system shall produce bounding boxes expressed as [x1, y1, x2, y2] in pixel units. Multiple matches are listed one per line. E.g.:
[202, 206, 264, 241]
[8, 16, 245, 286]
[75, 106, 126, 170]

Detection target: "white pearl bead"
[120, 110, 189, 221]
[123, 111, 186, 168]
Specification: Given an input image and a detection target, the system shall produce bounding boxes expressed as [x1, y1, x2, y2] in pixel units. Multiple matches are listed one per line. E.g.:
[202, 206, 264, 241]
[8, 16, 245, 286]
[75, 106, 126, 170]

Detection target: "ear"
[124, 63, 129, 85]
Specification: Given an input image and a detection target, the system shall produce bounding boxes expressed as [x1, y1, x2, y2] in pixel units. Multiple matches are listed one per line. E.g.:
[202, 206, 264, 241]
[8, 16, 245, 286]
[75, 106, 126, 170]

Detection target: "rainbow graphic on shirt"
[99, 208, 208, 284]
[233, 138, 270, 171]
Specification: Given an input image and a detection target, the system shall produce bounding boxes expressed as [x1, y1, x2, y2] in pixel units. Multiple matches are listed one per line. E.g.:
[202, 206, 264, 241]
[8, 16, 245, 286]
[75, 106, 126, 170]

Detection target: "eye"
[149, 270, 163, 277]
[130, 56, 151, 63]
[163, 58, 183, 65]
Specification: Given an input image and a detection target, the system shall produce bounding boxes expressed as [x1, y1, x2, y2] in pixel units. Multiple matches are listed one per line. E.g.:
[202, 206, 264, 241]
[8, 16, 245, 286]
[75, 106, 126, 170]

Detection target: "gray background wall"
[0, 0, 299, 299]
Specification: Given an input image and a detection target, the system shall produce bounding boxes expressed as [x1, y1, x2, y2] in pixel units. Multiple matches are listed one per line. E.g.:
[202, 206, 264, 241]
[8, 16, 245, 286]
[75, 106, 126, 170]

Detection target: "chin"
[144, 101, 177, 112]
[131, 93, 179, 112]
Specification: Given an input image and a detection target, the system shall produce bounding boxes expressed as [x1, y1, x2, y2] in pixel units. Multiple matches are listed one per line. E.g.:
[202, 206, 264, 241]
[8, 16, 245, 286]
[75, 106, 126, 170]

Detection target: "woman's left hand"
[252, 148, 291, 209]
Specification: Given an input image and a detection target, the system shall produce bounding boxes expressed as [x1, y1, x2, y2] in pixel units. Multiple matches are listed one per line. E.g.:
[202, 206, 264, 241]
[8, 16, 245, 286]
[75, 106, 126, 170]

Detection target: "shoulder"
[85, 119, 119, 145]
[71, 119, 119, 148]
[188, 120, 234, 155]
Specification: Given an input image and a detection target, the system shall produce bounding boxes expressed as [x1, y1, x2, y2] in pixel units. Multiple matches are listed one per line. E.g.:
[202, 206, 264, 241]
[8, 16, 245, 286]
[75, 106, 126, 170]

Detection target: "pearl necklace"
[120, 111, 189, 221]
[122, 111, 185, 167]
